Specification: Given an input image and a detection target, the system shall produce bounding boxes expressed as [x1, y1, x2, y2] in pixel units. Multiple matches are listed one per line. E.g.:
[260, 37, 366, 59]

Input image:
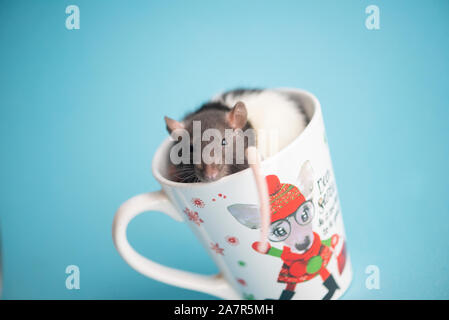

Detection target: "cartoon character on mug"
[227, 162, 345, 300]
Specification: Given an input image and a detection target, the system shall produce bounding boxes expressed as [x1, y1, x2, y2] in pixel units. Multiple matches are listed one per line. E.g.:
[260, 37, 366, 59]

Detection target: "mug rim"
[151, 87, 322, 189]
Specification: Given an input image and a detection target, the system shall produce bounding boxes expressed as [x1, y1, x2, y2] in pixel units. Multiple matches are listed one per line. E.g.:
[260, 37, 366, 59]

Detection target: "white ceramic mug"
[112, 88, 352, 300]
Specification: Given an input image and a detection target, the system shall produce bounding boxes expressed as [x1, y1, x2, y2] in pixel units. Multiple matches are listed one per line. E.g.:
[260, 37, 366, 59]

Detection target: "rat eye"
[294, 201, 315, 225]
[268, 220, 291, 242]
[221, 138, 227, 146]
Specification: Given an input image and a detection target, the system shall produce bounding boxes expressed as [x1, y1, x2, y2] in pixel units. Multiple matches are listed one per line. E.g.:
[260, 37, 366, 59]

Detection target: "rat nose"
[204, 165, 219, 180]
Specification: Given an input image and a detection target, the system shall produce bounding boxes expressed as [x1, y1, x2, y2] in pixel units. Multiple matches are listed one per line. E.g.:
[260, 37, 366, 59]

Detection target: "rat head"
[227, 175, 315, 253]
[165, 101, 254, 182]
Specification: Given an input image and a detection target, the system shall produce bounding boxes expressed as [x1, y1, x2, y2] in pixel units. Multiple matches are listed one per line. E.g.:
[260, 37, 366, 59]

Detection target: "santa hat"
[266, 175, 305, 223]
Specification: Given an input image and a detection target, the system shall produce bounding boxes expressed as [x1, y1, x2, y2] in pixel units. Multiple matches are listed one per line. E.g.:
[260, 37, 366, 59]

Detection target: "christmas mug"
[112, 88, 352, 300]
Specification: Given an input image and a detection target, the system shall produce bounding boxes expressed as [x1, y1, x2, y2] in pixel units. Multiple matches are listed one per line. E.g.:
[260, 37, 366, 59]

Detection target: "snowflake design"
[243, 293, 255, 300]
[225, 235, 239, 246]
[191, 197, 205, 208]
[237, 278, 247, 286]
[183, 207, 204, 226]
[238, 260, 246, 267]
[210, 242, 224, 255]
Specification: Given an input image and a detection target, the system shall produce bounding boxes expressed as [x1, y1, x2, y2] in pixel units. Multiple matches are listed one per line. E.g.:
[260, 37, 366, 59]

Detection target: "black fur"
[221, 88, 263, 101]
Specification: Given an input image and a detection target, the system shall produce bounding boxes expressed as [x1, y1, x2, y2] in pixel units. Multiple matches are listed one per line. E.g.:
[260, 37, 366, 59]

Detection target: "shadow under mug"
[112, 88, 352, 300]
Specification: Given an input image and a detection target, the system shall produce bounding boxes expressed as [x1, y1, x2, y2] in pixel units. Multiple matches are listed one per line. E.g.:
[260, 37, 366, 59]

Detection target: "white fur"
[213, 90, 307, 158]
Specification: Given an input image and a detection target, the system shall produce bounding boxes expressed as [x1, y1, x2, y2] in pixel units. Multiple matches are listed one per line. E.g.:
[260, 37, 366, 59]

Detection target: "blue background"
[1, 0, 448, 299]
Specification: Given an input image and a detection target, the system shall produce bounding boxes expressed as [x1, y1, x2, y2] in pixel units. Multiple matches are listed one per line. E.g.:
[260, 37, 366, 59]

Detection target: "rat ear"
[164, 116, 185, 133]
[227, 203, 261, 229]
[227, 101, 248, 129]
[297, 160, 315, 199]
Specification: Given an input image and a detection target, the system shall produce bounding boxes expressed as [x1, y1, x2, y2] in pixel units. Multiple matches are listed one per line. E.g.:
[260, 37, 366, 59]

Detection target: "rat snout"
[204, 164, 220, 181]
[294, 235, 311, 251]
[284, 222, 315, 253]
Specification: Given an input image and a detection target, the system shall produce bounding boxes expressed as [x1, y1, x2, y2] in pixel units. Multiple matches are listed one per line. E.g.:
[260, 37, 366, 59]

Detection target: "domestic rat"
[164, 88, 309, 252]
[164, 88, 308, 183]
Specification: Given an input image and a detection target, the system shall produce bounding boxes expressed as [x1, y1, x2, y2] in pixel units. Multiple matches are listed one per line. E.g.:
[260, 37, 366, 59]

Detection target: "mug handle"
[112, 190, 240, 299]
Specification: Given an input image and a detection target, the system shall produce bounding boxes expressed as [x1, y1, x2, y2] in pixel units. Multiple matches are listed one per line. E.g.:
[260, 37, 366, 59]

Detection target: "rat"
[164, 88, 308, 183]
[164, 88, 309, 253]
